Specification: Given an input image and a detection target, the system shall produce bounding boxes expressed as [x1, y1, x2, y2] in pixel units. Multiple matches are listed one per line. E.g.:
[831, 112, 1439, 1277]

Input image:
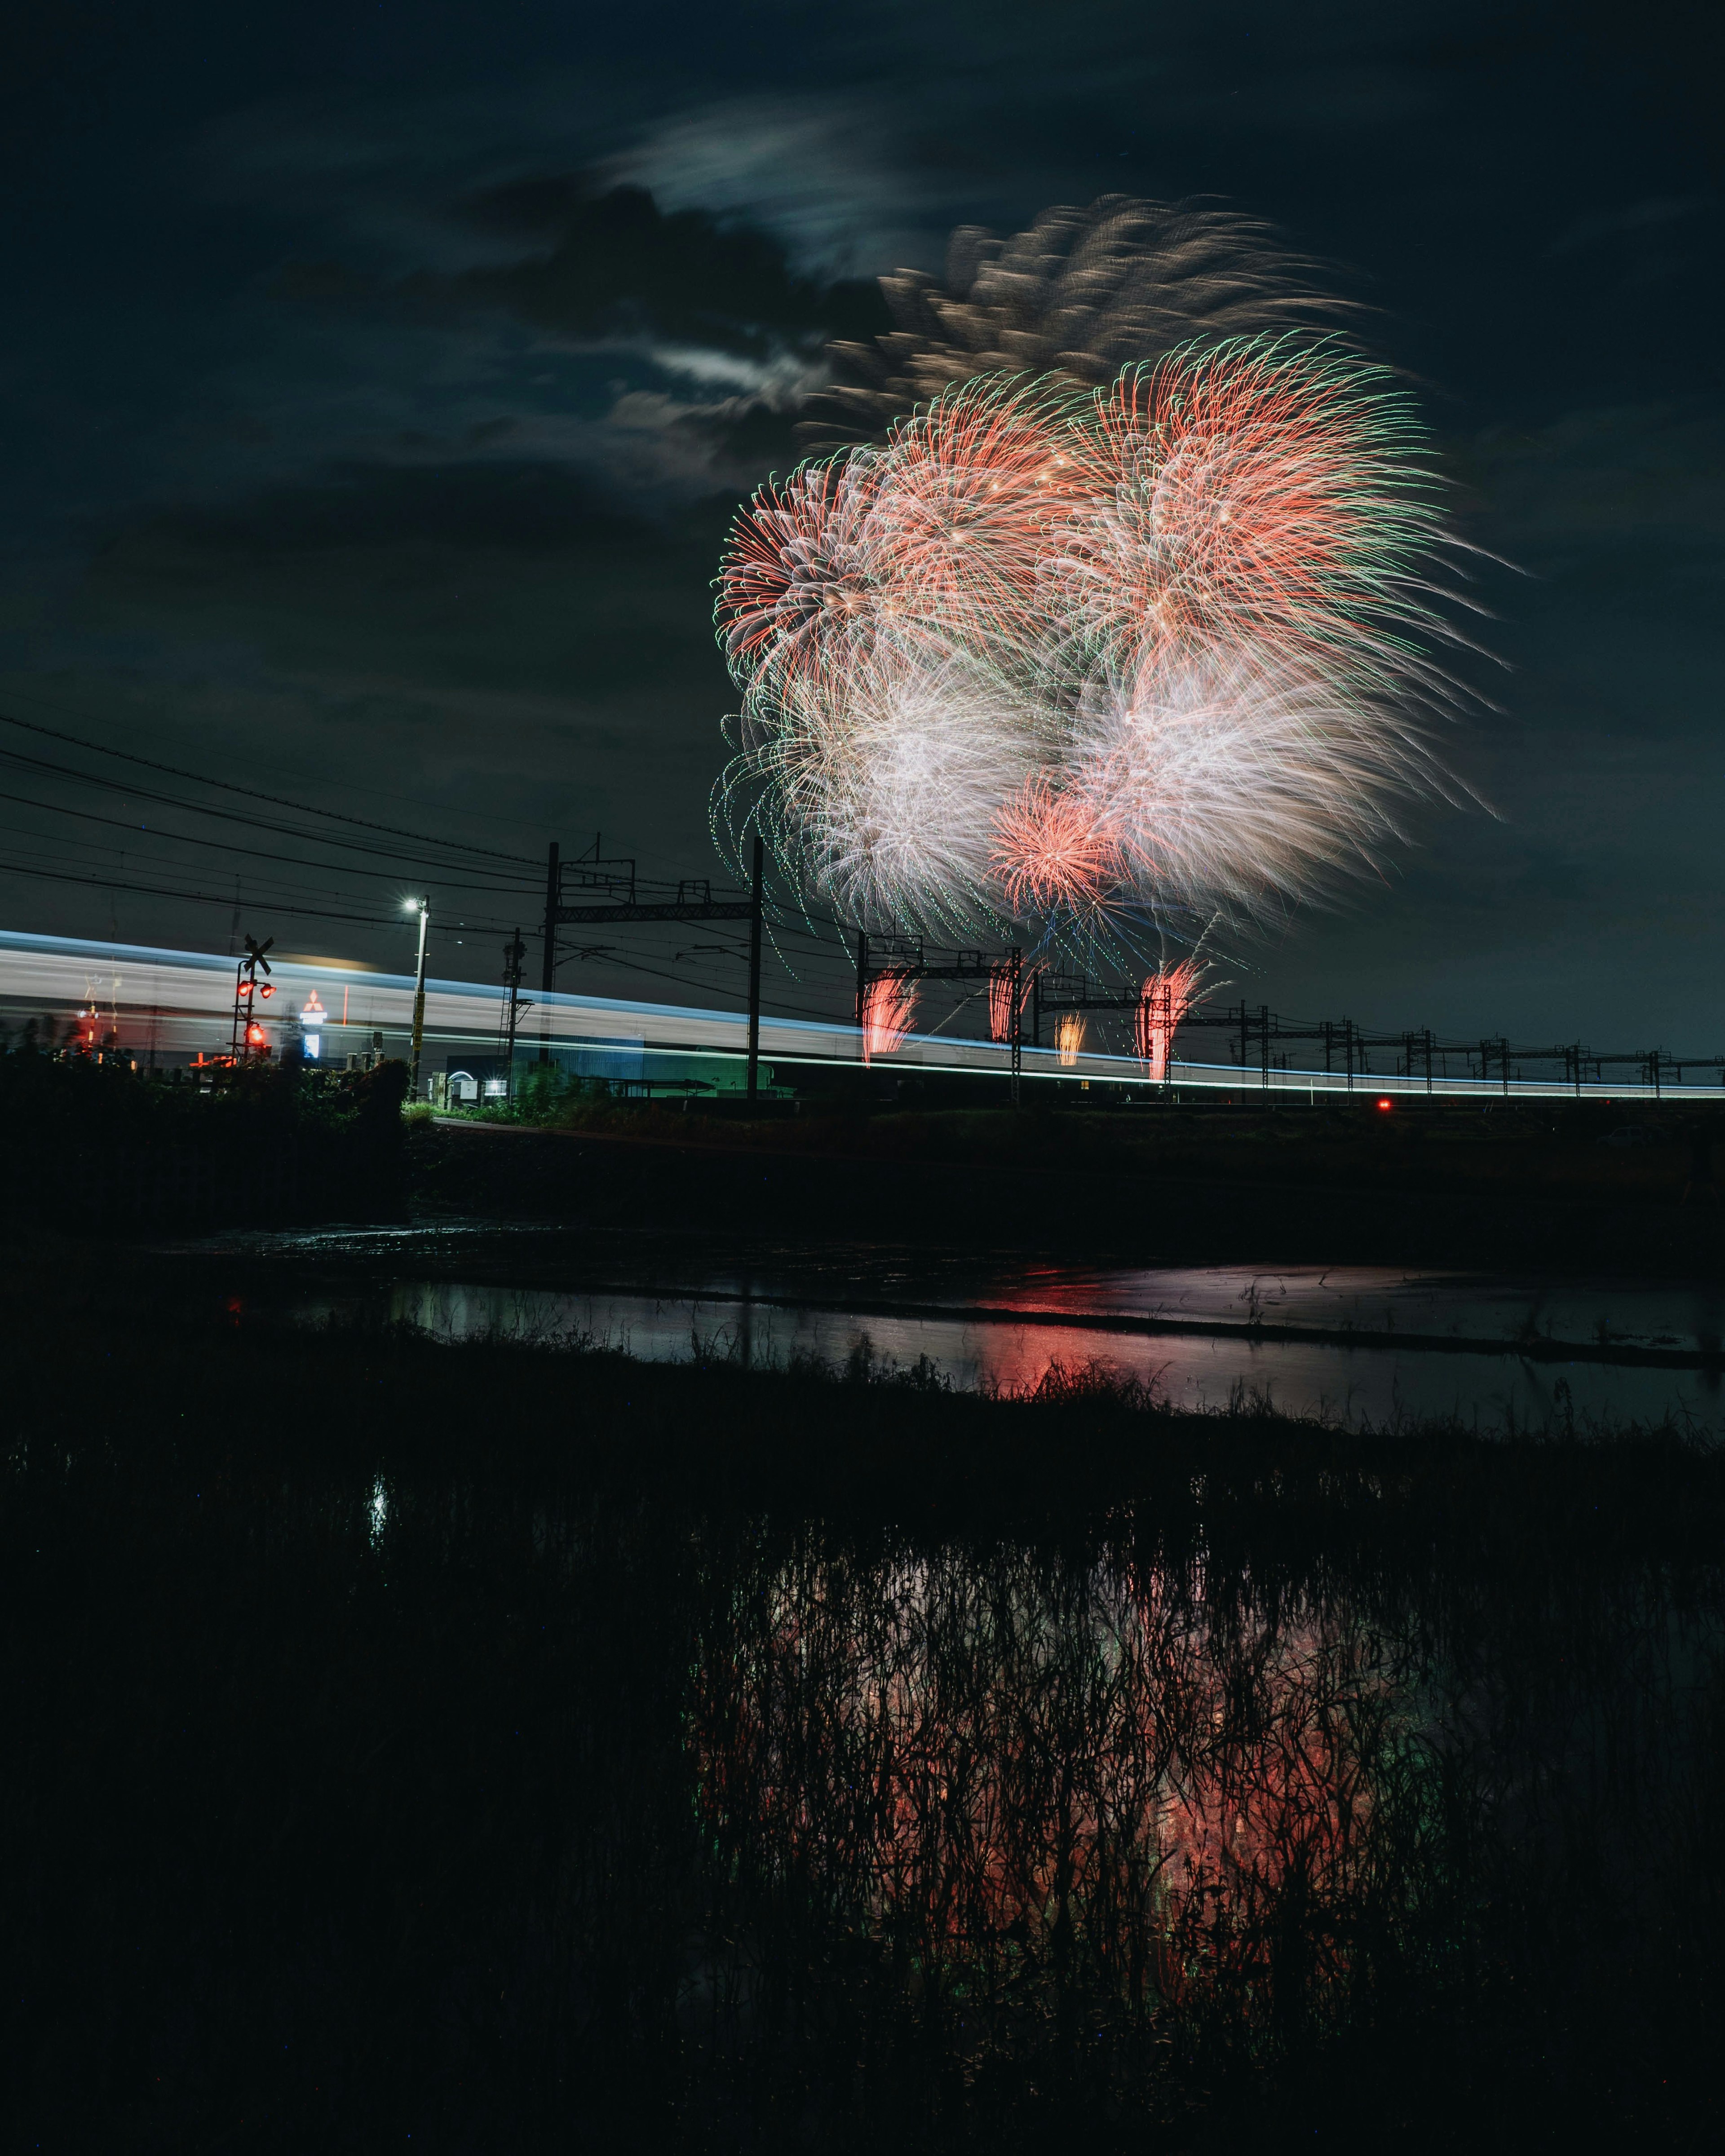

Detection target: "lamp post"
[406, 897, 430, 1100]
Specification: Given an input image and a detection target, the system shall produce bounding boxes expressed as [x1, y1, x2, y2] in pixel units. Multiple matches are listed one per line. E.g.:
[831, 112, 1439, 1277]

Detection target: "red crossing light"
[1376, 1097, 1393, 1112]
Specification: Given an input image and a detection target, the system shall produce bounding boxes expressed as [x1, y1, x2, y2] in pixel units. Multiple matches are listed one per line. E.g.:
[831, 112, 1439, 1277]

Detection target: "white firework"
[745, 644, 1046, 935]
[1064, 641, 1441, 918]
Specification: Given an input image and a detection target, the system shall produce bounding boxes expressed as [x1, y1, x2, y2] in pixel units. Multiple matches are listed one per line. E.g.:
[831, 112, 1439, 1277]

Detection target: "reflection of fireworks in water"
[716, 335, 1473, 951]
[693, 1544, 1391, 2028]
[861, 975, 919, 1060]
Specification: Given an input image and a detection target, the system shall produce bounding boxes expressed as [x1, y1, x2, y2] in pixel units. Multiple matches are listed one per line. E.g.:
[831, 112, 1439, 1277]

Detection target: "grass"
[442, 1077, 1720, 1212]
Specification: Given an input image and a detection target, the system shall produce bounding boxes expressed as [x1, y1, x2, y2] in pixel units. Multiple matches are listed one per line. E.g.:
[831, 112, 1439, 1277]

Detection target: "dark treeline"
[4, 1280, 1723, 2151]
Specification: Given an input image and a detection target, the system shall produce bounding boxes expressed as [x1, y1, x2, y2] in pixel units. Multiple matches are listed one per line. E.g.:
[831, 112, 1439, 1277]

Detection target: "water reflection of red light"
[694, 1553, 1386, 2012]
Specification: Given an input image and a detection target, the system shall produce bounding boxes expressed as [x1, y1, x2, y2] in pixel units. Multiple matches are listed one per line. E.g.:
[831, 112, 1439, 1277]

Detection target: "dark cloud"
[441, 177, 889, 354]
[276, 176, 890, 364]
[80, 457, 734, 724]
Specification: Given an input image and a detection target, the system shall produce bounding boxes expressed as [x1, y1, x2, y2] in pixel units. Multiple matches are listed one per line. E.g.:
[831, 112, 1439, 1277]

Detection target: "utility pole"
[539, 840, 560, 1065]
[407, 897, 430, 1101]
[855, 929, 869, 1049]
[745, 834, 764, 1105]
[1009, 947, 1023, 1108]
[500, 928, 528, 1100]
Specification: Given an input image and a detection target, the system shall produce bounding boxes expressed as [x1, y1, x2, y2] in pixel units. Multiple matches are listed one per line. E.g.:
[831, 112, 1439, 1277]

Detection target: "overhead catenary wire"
[0, 702, 880, 1013]
[0, 744, 547, 883]
[0, 680, 571, 838]
[0, 708, 541, 868]
[0, 786, 547, 895]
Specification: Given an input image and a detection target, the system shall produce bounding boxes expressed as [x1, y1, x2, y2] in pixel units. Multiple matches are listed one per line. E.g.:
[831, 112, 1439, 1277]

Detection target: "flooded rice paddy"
[237, 1230, 1725, 1432]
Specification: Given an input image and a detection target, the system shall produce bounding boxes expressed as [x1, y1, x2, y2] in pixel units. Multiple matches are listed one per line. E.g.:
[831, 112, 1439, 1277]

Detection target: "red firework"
[1133, 960, 1203, 1082]
[716, 455, 881, 682]
[862, 975, 919, 1060]
[986, 963, 1029, 1045]
[867, 376, 1090, 630]
[1086, 341, 1421, 644]
[991, 775, 1122, 913]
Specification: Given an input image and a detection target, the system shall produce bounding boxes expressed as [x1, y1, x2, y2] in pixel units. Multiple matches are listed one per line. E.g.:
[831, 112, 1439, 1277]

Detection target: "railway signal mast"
[230, 935, 274, 1063]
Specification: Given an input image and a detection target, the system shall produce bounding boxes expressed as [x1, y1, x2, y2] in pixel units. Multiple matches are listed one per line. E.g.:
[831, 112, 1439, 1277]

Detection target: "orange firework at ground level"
[1135, 959, 1204, 1082]
[862, 975, 918, 1060]
[986, 962, 1028, 1044]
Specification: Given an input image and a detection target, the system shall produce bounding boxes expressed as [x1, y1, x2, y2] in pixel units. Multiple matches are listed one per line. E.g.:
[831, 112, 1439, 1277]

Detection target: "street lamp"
[406, 897, 430, 1100]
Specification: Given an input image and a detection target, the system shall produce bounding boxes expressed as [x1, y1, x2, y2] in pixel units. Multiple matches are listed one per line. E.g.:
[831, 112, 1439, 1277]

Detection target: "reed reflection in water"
[684, 1532, 1721, 2142]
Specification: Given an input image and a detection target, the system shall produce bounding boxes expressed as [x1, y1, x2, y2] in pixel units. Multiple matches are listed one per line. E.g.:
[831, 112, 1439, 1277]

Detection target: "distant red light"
[1376, 1096, 1393, 1112]
[246, 1025, 266, 1045]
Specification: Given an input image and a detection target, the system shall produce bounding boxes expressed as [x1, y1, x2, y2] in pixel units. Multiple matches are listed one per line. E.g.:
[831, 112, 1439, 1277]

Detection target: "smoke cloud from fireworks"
[805, 195, 1347, 446]
[715, 334, 1474, 951]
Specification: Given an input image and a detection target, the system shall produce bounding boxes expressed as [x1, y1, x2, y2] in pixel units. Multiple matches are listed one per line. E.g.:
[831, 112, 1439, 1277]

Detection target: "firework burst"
[715, 333, 1476, 954]
[807, 194, 1348, 445]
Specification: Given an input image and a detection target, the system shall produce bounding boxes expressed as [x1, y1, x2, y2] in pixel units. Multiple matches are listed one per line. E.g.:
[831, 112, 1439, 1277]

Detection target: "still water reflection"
[684, 1532, 1717, 2136]
[292, 1273, 1725, 1431]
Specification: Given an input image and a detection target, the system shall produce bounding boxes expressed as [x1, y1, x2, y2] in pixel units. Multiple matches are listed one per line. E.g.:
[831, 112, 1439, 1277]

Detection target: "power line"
[0, 856, 433, 932]
[0, 743, 545, 883]
[0, 708, 539, 867]
[0, 682, 566, 839]
[0, 786, 544, 895]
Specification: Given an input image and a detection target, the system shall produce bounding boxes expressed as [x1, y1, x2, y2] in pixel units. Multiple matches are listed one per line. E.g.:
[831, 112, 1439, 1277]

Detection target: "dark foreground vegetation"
[5, 1252, 1723, 2152]
[417, 1087, 1725, 1273]
[0, 1039, 409, 1228]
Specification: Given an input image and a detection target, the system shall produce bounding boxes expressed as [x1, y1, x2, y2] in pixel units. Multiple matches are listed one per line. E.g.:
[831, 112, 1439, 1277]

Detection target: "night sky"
[2, 2, 1718, 1046]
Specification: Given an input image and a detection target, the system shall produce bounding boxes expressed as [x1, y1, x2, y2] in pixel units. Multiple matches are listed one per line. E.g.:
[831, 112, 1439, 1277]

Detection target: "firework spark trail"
[715, 334, 1477, 954]
[1055, 1012, 1086, 1067]
[991, 774, 1123, 915]
[717, 455, 886, 689]
[986, 962, 1028, 1046]
[1044, 343, 1459, 698]
[862, 974, 919, 1060]
[1135, 961, 1205, 1083]
[753, 643, 1043, 934]
[862, 377, 1091, 635]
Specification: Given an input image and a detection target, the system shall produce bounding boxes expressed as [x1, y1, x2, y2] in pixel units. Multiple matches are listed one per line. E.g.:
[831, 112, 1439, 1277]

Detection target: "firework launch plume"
[861, 975, 919, 1060]
[1135, 961, 1205, 1083]
[715, 334, 1473, 953]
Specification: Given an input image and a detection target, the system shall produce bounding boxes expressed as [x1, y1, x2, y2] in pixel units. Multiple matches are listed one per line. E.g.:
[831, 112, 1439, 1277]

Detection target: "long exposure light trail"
[2, 928, 1716, 1102]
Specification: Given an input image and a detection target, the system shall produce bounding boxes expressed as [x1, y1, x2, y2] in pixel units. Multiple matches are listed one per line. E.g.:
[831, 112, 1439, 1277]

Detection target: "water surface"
[222, 1228, 1725, 1430]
